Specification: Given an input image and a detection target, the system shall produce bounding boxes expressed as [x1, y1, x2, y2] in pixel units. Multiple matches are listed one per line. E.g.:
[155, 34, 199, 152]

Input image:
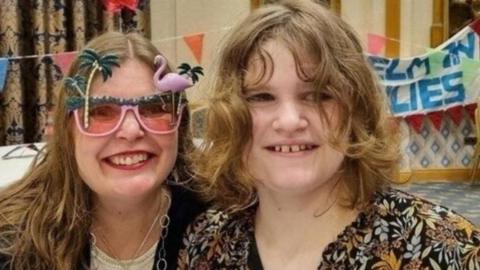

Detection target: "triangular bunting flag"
[183, 33, 204, 64]
[427, 111, 443, 131]
[52, 52, 77, 75]
[465, 103, 477, 121]
[426, 49, 446, 77]
[446, 105, 464, 126]
[0, 58, 9, 94]
[367, 33, 386, 55]
[405, 114, 424, 133]
[460, 56, 480, 86]
[470, 18, 480, 34]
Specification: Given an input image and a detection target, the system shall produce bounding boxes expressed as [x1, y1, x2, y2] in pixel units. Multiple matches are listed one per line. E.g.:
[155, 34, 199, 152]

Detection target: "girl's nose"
[272, 102, 308, 132]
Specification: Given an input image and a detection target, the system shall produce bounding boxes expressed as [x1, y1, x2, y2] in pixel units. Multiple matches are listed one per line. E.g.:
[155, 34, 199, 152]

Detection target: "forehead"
[244, 40, 316, 88]
[90, 58, 155, 98]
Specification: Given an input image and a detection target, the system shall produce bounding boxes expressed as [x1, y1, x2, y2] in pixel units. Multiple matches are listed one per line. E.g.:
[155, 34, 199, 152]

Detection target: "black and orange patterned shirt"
[178, 188, 480, 269]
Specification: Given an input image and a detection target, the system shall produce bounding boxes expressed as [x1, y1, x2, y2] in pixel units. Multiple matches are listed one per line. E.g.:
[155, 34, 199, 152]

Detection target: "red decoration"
[183, 33, 204, 64]
[367, 33, 387, 55]
[102, 0, 138, 12]
[446, 105, 464, 126]
[465, 103, 477, 121]
[426, 111, 443, 131]
[405, 114, 424, 133]
[52, 52, 76, 75]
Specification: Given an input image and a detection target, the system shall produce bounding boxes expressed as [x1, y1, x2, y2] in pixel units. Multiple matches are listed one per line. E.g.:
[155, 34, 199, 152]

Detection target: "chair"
[470, 101, 480, 185]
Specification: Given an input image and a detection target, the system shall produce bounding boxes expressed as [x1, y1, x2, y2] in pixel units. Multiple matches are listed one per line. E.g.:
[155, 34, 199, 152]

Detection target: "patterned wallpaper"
[399, 108, 475, 171]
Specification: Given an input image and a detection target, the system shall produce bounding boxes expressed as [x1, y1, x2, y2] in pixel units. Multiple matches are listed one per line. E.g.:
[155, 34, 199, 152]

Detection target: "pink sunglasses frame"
[73, 104, 185, 137]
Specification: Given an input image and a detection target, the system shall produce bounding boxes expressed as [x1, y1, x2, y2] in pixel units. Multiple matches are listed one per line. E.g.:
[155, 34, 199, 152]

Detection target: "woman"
[179, 1, 480, 269]
[0, 32, 205, 269]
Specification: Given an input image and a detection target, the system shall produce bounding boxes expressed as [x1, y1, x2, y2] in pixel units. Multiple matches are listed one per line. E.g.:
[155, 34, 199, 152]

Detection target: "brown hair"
[0, 31, 192, 269]
[190, 0, 399, 212]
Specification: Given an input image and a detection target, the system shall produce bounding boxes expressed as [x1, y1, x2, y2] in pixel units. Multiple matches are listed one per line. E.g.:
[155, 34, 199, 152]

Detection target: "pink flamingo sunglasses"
[69, 93, 185, 137]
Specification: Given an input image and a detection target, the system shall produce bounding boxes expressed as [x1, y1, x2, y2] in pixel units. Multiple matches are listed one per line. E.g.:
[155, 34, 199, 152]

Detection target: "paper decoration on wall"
[465, 103, 477, 121]
[183, 33, 204, 64]
[446, 105, 464, 126]
[367, 33, 387, 55]
[102, 0, 138, 12]
[427, 111, 443, 130]
[0, 58, 8, 94]
[405, 114, 424, 133]
[52, 52, 77, 74]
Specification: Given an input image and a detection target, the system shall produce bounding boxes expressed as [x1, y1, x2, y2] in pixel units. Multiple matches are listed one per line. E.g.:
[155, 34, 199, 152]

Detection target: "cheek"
[154, 133, 179, 159]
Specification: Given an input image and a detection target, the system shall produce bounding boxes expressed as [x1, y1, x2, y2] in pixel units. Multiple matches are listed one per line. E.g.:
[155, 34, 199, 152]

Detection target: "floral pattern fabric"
[178, 188, 480, 269]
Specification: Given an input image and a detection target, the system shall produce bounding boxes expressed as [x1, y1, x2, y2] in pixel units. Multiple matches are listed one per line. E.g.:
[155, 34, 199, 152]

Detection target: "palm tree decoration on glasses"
[64, 48, 120, 128]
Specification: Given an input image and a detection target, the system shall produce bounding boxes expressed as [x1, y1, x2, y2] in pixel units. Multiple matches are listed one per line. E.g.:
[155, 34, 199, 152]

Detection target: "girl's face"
[243, 40, 345, 198]
[73, 59, 178, 202]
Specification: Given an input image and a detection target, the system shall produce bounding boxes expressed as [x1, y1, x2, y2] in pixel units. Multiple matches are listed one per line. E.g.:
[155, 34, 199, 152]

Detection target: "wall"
[150, 0, 250, 101]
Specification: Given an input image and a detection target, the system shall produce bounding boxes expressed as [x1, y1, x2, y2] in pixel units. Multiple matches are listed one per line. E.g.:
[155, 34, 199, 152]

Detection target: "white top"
[90, 241, 158, 270]
[0, 143, 45, 188]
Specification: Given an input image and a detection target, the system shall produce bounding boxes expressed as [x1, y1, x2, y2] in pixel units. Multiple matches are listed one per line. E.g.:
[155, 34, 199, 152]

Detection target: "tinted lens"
[78, 104, 122, 134]
[138, 101, 177, 132]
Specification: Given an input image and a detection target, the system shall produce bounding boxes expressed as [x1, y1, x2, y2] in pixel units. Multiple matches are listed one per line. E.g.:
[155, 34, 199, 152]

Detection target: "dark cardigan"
[0, 184, 206, 270]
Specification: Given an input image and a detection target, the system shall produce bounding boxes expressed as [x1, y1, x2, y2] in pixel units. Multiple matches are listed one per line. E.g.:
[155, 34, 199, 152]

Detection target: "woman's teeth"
[109, 153, 148, 166]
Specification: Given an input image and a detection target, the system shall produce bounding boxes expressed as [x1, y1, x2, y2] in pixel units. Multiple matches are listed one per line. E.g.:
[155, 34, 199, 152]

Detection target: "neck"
[91, 186, 170, 260]
[254, 180, 358, 270]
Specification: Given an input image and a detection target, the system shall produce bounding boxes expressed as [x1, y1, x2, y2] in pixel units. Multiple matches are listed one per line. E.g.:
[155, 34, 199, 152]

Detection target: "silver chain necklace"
[90, 189, 172, 270]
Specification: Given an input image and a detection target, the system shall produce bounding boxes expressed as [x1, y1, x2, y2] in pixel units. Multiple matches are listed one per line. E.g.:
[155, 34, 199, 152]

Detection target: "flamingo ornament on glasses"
[153, 55, 203, 115]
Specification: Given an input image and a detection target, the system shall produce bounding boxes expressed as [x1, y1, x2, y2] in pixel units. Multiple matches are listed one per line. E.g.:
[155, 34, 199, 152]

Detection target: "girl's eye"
[305, 92, 332, 102]
[304, 92, 316, 101]
[318, 92, 332, 101]
[245, 92, 275, 103]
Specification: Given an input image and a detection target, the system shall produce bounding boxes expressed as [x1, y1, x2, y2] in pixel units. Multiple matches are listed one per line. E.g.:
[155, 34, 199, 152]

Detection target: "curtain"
[0, 0, 150, 146]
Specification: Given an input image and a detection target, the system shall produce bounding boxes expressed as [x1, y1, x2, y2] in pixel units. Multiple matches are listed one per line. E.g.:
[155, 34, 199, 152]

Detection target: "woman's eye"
[245, 93, 274, 102]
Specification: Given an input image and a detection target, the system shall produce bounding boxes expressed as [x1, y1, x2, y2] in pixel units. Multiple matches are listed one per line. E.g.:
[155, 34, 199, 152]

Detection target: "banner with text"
[368, 20, 480, 117]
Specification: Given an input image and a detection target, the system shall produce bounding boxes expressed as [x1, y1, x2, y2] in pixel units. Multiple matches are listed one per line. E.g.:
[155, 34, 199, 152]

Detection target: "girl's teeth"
[274, 145, 312, 153]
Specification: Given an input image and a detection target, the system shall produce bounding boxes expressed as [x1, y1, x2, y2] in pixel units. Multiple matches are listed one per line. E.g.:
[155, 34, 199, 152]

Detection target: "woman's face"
[243, 41, 345, 197]
[73, 59, 178, 201]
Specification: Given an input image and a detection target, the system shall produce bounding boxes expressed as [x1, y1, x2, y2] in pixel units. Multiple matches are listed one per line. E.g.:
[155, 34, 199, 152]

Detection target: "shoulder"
[370, 188, 480, 267]
[163, 184, 209, 269]
[182, 208, 248, 246]
[374, 188, 477, 232]
[178, 207, 253, 269]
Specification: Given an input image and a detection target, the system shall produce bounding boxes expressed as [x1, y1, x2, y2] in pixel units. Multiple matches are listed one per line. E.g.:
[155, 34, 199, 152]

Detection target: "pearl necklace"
[90, 189, 171, 270]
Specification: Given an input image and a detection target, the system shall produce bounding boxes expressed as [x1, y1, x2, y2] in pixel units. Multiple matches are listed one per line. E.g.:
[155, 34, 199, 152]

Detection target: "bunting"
[52, 52, 76, 74]
[0, 58, 8, 94]
[368, 19, 480, 133]
[183, 33, 204, 64]
[446, 105, 464, 126]
[367, 33, 387, 55]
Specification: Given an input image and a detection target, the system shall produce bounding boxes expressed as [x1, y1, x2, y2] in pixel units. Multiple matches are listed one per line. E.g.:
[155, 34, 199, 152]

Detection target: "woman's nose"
[115, 110, 145, 140]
